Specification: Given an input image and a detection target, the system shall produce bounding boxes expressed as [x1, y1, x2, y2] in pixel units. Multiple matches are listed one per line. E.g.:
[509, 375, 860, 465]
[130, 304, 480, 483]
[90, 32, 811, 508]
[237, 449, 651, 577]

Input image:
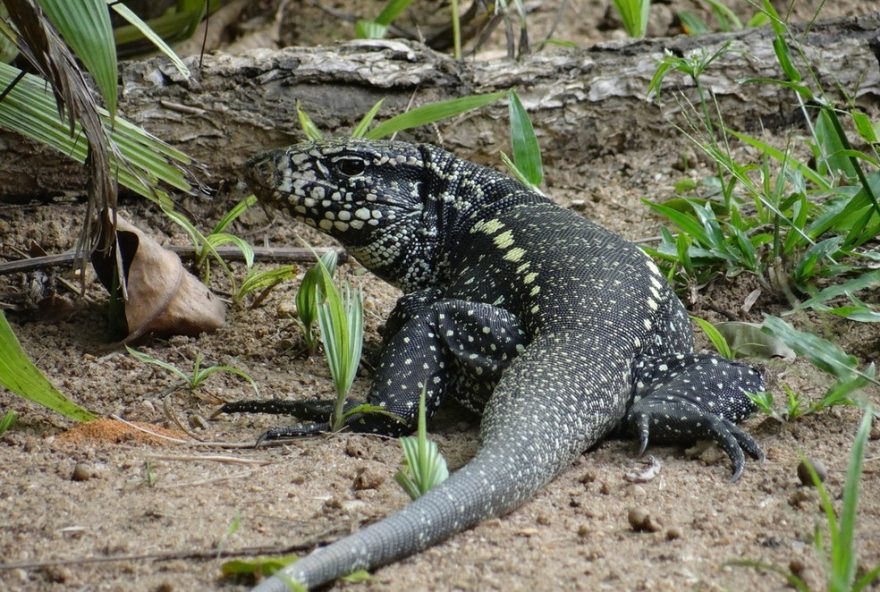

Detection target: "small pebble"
[577, 524, 591, 538]
[665, 526, 682, 540]
[797, 459, 827, 486]
[352, 467, 385, 490]
[627, 507, 662, 533]
[71, 462, 93, 482]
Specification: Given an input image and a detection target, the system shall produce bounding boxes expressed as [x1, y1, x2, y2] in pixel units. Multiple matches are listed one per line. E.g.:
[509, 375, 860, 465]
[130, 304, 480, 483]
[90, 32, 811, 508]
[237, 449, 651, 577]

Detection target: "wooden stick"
[0, 245, 347, 274]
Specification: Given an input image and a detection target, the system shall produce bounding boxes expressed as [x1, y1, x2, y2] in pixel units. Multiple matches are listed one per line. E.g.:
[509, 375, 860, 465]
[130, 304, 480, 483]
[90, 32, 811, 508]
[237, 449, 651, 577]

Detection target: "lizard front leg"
[222, 296, 527, 441]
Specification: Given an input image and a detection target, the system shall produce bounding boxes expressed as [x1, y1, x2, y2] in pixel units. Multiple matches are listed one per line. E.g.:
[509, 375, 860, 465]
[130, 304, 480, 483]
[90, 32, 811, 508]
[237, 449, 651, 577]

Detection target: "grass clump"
[395, 386, 449, 499]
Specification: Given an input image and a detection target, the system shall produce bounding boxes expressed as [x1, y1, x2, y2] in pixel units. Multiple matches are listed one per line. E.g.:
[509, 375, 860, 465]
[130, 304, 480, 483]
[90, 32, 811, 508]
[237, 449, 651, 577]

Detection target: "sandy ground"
[2, 1, 879, 591]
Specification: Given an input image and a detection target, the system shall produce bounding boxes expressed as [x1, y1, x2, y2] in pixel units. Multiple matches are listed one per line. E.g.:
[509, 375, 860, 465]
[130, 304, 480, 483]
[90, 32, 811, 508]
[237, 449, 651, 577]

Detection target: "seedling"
[294, 251, 339, 355]
[395, 385, 449, 500]
[311, 258, 365, 432]
[125, 346, 259, 397]
[163, 195, 257, 286]
[235, 264, 298, 309]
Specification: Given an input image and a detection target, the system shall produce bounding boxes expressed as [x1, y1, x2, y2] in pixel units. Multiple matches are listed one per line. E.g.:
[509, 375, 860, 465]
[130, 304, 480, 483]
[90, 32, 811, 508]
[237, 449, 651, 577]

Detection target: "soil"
[2, 1, 880, 592]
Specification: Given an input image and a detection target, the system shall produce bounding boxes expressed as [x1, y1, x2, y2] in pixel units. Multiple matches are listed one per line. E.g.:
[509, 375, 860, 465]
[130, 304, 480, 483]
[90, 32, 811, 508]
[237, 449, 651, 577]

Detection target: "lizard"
[221, 138, 765, 591]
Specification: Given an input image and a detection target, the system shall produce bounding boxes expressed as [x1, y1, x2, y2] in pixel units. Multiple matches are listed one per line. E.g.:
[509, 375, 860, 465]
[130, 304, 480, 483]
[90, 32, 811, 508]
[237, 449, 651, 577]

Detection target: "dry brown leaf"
[91, 211, 225, 341]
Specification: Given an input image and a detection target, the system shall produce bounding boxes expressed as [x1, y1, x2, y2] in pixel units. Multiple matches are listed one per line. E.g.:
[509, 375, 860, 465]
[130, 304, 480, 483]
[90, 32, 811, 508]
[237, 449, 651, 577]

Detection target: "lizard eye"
[335, 157, 366, 177]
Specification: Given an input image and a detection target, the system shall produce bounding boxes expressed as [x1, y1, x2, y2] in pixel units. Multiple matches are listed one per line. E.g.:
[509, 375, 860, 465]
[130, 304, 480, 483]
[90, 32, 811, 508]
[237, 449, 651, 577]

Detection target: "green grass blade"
[37, 0, 118, 117]
[832, 408, 873, 589]
[0, 311, 96, 421]
[792, 270, 880, 313]
[507, 90, 543, 187]
[193, 365, 260, 396]
[206, 233, 256, 268]
[761, 316, 861, 381]
[0, 410, 18, 436]
[364, 92, 506, 140]
[297, 103, 323, 141]
[351, 99, 385, 138]
[375, 0, 413, 26]
[106, 0, 190, 78]
[212, 195, 257, 235]
[691, 316, 733, 359]
[126, 346, 192, 385]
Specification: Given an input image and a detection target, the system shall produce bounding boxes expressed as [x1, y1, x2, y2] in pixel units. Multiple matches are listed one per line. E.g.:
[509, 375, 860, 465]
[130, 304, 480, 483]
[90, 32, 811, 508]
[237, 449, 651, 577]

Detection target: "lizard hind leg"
[626, 353, 765, 481]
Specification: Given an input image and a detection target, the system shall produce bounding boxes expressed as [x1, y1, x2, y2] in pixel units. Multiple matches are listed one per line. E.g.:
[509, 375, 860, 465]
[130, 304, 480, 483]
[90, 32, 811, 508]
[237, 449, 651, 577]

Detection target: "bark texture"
[2, 11, 879, 198]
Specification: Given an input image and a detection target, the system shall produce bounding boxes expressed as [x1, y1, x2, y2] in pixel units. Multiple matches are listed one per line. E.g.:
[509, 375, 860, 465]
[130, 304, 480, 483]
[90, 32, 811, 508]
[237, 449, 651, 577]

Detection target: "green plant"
[691, 315, 734, 359]
[355, 0, 413, 40]
[0, 410, 17, 436]
[163, 195, 257, 286]
[735, 408, 880, 590]
[612, 0, 650, 38]
[759, 316, 876, 417]
[311, 258, 365, 432]
[502, 89, 544, 192]
[643, 1, 879, 322]
[297, 92, 507, 141]
[0, 310, 96, 422]
[295, 251, 339, 354]
[236, 264, 298, 309]
[142, 459, 158, 487]
[126, 346, 259, 397]
[395, 386, 449, 500]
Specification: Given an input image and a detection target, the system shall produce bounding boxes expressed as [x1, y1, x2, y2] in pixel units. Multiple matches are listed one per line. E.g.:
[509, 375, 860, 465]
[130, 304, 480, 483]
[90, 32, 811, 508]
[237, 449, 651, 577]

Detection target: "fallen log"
[1, 11, 878, 198]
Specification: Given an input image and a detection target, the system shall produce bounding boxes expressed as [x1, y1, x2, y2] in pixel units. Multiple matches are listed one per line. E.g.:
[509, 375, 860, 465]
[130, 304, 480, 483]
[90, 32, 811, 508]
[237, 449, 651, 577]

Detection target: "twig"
[144, 453, 272, 465]
[0, 246, 347, 275]
[0, 528, 351, 571]
[109, 414, 299, 449]
[156, 467, 260, 489]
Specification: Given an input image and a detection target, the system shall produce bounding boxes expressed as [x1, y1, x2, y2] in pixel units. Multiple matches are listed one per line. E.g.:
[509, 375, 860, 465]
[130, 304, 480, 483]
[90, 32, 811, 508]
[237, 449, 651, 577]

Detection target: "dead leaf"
[91, 211, 225, 341]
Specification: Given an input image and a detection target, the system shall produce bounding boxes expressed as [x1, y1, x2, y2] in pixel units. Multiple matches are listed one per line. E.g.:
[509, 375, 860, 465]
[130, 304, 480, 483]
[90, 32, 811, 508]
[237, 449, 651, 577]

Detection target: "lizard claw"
[626, 398, 763, 482]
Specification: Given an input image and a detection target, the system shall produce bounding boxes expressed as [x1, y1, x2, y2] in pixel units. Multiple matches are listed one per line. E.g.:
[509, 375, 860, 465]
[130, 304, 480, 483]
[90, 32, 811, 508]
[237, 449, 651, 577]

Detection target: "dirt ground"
[2, 1, 880, 591]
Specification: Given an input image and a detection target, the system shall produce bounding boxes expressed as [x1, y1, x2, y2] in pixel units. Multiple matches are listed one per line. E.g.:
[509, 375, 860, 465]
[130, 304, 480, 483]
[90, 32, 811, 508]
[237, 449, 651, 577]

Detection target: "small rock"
[570, 199, 587, 210]
[665, 526, 682, 540]
[579, 469, 597, 484]
[797, 459, 827, 486]
[599, 481, 612, 495]
[625, 484, 647, 499]
[341, 499, 366, 514]
[789, 558, 806, 578]
[71, 462, 93, 482]
[352, 467, 385, 490]
[870, 424, 880, 441]
[577, 523, 591, 538]
[536, 513, 551, 526]
[627, 507, 662, 533]
[345, 439, 369, 458]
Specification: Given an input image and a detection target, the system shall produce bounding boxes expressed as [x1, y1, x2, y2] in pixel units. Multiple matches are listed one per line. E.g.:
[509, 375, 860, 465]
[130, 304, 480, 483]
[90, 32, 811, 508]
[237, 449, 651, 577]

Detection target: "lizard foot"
[628, 354, 765, 482]
[626, 398, 763, 482]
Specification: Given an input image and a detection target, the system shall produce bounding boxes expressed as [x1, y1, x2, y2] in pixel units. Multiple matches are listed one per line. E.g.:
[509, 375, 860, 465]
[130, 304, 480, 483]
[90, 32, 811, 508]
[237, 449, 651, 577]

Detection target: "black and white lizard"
[222, 138, 764, 591]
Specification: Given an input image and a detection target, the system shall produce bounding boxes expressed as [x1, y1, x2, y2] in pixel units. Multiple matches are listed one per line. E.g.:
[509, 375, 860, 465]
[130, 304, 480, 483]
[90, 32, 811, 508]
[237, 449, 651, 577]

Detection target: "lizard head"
[245, 138, 447, 291]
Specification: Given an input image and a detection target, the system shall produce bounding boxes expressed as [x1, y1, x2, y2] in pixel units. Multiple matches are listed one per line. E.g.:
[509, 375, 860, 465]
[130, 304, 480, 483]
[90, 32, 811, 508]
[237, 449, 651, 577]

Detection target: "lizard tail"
[253, 333, 631, 591]
[251, 452, 535, 591]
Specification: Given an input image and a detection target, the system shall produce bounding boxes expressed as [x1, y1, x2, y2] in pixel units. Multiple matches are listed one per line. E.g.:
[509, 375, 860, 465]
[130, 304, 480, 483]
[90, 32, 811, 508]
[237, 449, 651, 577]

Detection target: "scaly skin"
[227, 139, 764, 591]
